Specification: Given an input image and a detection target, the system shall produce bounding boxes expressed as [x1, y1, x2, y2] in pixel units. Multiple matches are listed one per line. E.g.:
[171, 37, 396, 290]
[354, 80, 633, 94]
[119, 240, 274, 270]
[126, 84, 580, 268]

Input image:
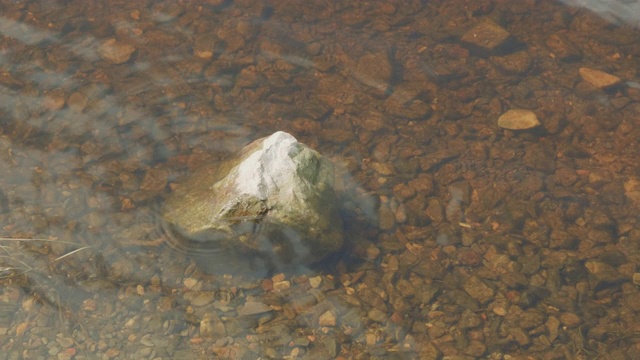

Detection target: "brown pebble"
[190, 292, 215, 307]
[559, 312, 582, 328]
[318, 310, 337, 327]
[579, 67, 621, 89]
[368, 308, 387, 323]
[273, 280, 291, 291]
[98, 38, 136, 64]
[238, 301, 272, 316]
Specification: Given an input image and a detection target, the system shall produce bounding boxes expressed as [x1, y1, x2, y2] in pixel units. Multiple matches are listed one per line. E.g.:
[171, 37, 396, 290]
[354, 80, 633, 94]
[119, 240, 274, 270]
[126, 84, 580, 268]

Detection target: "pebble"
[98, 39, 136, 64]
[318, 310, 337, 327]
[463, 276, 495, 304]
[42, 89, 66, 111]
[497, 109, 541, 130]
[579, 67, 621, 89]
[273, 280, 291, 291]
[354, 51, 392, 93]
[190, 291, 215, 307]
[238, 301, 271, 316]
[559, 312, 581, 328]
[462, 19, 511, 51]
[193, 33, 217, 59]
[200, 313, 226, 337]
[366, 245, 381, 261]
[367, 308, 387, 323]
[624, 178, 640, 205]
[309, 276, 323, 289]
[68, 92, 88, 112]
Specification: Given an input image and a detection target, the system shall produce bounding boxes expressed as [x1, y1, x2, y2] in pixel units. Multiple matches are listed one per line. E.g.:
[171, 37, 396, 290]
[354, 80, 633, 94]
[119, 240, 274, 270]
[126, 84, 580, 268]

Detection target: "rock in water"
[162, 131, 343, 269]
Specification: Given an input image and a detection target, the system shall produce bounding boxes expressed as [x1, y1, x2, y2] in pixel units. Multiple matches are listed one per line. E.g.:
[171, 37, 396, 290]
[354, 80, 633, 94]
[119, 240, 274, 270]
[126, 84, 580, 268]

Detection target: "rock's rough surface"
[162, 131, 343, 267]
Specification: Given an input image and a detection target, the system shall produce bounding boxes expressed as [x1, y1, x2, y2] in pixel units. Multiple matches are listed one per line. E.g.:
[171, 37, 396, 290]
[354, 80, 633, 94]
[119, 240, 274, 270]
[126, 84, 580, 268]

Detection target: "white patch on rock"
[162, 131, 343, 265]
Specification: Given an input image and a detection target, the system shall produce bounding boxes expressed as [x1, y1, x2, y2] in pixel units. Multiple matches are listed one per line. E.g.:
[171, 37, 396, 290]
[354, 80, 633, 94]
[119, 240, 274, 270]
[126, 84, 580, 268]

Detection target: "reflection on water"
[1, 0, 640, 358]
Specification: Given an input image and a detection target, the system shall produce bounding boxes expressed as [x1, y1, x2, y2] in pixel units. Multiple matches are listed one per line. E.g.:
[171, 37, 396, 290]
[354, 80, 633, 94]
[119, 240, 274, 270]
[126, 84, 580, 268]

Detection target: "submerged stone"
[162, 131, 343, 270]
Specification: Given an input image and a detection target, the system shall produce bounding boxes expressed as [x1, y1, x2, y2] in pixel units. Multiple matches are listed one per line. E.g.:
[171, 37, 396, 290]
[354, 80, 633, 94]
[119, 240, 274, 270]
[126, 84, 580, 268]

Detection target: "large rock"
[162, 131, 343, 270]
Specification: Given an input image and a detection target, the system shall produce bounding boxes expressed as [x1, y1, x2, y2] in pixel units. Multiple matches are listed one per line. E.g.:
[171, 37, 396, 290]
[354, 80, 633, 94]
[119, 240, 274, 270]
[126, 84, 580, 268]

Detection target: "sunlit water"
[1, 0, 640, 359]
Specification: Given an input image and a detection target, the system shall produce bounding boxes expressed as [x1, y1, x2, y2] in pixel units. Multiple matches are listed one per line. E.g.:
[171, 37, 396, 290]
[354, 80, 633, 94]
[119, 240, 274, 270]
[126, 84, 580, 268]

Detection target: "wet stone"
[579, 67, 621, 89]
[523, 143, 556, 173]
[318, 310, 336, 327]
[98, 39, 136, 64]
[491, 51, 532, 74]
[367, 308, 387, 323]
[42, 89, 66, 111]
[193, 33, 218, 59]
[190, 291, 215, 307]
[68, 92, 88, 112]
[354, 51, 393, 94]
[546, 33, 582, 61]
[462, 18, 511, 52]
[497, 109, 541, 130]
[463, 276, 494, 304]
[238, 301, 272, 316]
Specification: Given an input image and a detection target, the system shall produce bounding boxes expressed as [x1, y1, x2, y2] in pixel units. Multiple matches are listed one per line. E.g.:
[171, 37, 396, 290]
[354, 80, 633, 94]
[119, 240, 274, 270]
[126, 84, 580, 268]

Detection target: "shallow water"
[1, 0, 640, 359]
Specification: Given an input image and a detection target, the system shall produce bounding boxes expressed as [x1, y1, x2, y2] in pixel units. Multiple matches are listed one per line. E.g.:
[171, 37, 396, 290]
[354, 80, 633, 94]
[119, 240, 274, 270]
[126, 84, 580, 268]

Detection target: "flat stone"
[579, 67, 621, 89]
[190, 291, 215, 307]
[238, 301, 272, 316]
[498, 109, 541, 130]
[462, 19, 511, 51]
[354, 51, 392, 93]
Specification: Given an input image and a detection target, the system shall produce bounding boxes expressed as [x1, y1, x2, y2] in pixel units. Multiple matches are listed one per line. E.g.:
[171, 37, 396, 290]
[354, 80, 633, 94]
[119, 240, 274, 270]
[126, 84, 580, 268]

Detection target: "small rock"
[200, 313, 226, 338]
[462, 19, 511, 52]
[367, 308, 387, 323]
[139, 168, 168, 192]
[98, 39, 136, 64]
[559, 312, 581, 328]
[273, 280, 291, 291]
[624, 178, 640, 205]
[354, 51, 392, 93]
[493, 307, 507, 316]
[523, 143, 556, 174]
[318, 310, 336, 327]
[366, 245, 381, 261]
[183, 278, 200, 290]
[579, 67, 621, 89]
[193, 33, 217, 59]
[463, 276, 495, 304]
[464, 340, 487, 357]
[42, 89, 66, 111]
[491, 51, 532, 74]
[309, 276, 323, 289]
[633, 273, 640, 286]
[238, 301, 272, 316]
[190, 292, 215, 307]
[68, 92, 88, 112]
[546, 33, 582, 61]
[497, 109, 541, 130]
